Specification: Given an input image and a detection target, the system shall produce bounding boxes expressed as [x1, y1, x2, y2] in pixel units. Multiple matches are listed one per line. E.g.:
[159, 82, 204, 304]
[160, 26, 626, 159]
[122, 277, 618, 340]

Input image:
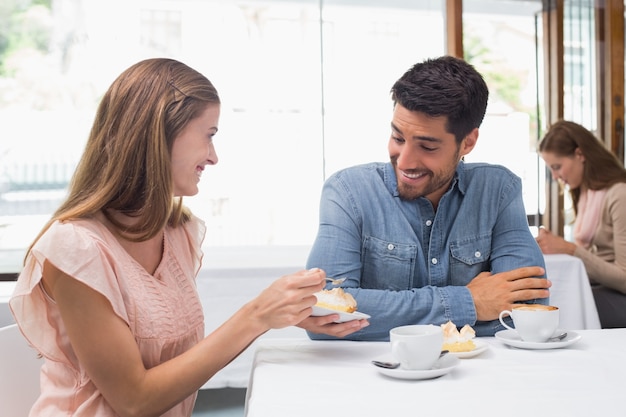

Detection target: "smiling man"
[302, 55, 550, 340]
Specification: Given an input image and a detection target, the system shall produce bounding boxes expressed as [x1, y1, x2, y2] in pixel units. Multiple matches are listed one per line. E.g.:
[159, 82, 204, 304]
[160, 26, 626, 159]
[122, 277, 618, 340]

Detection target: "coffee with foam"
[499, 304, 560, 342]
[513, 304, 558, 312]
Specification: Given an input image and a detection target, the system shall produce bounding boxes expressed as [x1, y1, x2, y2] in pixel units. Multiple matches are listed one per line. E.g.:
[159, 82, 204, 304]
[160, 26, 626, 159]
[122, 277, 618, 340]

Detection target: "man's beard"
[396, 171, 431, 201]
[392, 150, 459, 202]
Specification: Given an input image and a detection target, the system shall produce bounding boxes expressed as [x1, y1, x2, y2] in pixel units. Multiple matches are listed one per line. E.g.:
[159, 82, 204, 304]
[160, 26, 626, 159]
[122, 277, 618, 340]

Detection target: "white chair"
[0, 324, 42, 416]
[0, 281, 17, 327]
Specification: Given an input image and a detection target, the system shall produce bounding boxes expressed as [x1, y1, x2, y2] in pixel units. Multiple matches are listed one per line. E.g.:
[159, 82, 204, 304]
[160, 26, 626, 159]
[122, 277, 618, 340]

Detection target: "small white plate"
[311, 306, 371, 323]
[495, 329, 582, 350]
[449, 338, 490, 359]
[372, 354, 460, 380]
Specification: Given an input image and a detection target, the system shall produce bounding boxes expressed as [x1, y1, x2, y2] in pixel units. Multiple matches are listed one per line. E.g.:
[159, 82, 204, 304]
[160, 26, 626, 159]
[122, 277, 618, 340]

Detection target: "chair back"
[0, 281, 17, 327]
[0, 324, 42, 416]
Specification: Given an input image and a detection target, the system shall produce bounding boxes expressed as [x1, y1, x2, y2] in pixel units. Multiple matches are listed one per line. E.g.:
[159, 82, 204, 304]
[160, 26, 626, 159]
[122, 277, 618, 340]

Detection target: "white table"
[543, 254, 600, 329]
[245, 329, 626, 417]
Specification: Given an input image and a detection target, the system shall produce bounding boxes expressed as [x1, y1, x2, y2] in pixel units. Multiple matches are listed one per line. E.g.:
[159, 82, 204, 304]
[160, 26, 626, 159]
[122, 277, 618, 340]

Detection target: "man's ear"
[459, 128, 479, 158]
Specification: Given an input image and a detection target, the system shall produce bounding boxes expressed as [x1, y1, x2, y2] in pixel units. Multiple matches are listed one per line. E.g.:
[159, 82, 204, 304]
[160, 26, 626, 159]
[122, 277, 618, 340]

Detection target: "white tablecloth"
[245, 329, 626, 417]
[543, 254, 600, 329]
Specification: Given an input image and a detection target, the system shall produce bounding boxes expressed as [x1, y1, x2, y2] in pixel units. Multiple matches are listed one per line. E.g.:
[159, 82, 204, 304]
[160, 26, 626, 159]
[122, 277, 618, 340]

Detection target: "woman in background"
[9, 58, 365, 417]
[535, 120, 626, 328]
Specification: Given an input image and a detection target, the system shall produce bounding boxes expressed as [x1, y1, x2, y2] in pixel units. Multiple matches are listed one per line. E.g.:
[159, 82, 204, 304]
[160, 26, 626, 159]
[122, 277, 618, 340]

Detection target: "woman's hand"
[248, 268, 369, 338]
[245, 268, 327, 331]
[535, 227, 577, 255]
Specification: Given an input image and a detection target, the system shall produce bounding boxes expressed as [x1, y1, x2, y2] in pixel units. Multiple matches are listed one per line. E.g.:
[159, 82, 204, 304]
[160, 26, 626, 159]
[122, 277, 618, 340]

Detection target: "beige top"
[574, 182, 626, 293]
[10, 216, 205, 416]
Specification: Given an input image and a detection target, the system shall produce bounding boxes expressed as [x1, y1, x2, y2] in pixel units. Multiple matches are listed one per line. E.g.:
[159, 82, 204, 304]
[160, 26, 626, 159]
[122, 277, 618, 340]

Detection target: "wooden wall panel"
[596, 0, 625, 162]
[542, 0, 565, 234]
[446, 0, 464, 58]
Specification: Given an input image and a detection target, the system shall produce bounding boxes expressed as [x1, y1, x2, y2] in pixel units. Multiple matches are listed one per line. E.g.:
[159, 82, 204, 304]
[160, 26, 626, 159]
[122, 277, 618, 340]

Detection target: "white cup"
[498, 304, 560, 342]
[390, 324, 443, 370]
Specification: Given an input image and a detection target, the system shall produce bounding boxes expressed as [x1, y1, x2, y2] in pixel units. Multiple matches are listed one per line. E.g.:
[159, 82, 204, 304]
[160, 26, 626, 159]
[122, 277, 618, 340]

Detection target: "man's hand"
[297, 315, 369, 338]
[467, 266, 550, 321]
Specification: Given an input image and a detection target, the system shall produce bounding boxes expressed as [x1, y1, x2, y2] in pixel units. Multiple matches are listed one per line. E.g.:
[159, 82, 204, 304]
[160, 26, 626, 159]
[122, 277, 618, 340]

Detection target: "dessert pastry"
[441, 321, 476, 352]
[314, 288, 357, 313]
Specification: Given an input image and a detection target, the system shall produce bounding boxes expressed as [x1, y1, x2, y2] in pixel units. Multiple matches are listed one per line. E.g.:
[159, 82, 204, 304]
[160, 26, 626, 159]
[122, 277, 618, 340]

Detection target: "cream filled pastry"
[314, 288, 357, 313]
[441, 320, 476, 352]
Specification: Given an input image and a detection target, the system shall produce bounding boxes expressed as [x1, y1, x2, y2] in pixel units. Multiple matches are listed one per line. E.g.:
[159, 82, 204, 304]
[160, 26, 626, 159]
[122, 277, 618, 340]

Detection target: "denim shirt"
[306, 161, 546, 340]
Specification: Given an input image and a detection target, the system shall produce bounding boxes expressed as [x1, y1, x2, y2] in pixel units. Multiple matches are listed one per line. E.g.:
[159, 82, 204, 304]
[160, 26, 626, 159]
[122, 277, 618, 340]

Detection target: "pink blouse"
[10, 216, 206, 416]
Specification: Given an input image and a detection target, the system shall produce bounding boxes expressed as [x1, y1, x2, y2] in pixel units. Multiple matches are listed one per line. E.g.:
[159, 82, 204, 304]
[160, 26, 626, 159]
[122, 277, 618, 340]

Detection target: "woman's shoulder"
[172, 212, 205, 241]
[605, 182, 626, 199]
[30, 218, 116, 270]
[602, 183, 626, 218]
[607, 181, 626, 191]
[39, 218, 108, 247]
[167, 212, 205, 256]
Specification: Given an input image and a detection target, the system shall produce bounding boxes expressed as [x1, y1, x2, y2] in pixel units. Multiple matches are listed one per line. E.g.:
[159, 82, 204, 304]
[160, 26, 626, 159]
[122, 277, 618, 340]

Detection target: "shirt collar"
[455, 160, 466, 195]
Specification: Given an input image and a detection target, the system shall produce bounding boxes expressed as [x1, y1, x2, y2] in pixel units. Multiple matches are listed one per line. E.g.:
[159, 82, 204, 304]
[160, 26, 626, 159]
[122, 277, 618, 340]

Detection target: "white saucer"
[372, 354, 460, 380]
[494, 329, 582, 350]
[311, 306, 371, 323]
[449, 338, 490, 359]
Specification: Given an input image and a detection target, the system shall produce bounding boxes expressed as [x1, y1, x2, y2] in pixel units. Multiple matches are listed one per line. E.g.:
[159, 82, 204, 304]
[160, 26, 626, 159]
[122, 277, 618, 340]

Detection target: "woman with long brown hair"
[536, 120, 626, 328]
[9, 58, 366, 416]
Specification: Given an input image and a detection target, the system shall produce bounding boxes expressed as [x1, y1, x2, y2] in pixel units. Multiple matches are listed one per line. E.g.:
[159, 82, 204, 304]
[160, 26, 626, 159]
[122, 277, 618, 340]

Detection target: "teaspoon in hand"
[325, 277, 347, 286]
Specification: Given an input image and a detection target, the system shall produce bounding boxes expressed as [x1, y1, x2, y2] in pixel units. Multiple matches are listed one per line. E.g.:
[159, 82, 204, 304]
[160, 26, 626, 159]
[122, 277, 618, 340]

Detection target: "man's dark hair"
[390, 55, 489, 143]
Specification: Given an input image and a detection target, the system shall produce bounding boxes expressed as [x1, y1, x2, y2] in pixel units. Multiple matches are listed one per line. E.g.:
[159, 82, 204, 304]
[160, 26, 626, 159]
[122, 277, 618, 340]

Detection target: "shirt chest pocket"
[361, 236, 417, 290]
[449, 234, 491, 286]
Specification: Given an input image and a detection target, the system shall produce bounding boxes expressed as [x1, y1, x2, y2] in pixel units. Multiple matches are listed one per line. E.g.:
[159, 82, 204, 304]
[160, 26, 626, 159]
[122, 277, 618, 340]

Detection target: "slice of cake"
[441, 320, 476, 352]
[314, 288, 357, 313]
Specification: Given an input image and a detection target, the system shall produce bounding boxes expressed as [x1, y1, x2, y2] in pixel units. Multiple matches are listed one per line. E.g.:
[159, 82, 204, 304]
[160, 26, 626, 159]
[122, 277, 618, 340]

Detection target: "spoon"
[371, 350, 449, 369]
[548, 332, 567, 342]
[325, 277, 347, 285]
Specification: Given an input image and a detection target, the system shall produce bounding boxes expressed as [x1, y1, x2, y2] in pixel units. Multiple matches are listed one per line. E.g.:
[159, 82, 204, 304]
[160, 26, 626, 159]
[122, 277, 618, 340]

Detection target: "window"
[1, 0, 548, 273]
[462, 0, 544, 232]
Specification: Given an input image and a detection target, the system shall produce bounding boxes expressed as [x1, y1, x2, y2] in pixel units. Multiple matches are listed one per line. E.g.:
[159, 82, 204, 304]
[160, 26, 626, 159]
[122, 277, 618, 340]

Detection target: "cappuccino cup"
[499, 304, 559, 342]
[390, 324, 443, 370]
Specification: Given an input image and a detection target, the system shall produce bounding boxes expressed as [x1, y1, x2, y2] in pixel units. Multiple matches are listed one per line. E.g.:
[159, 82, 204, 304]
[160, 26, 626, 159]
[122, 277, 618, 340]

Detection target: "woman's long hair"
[539, 120, 626, 214]
[26, 58, 220, 259]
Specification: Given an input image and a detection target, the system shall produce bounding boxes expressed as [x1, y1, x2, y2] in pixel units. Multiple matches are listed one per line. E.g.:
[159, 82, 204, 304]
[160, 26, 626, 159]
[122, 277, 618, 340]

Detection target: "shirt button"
[474, 251, 481, 258]
[425, 220, 432, 226]
[387, 244, 395, 251]
[431, 258, 438, 265]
